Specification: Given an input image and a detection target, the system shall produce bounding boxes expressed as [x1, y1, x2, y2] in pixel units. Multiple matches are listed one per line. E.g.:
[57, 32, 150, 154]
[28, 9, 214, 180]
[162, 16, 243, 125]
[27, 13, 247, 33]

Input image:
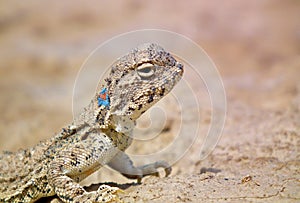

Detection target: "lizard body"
[0, 43, 183, 203]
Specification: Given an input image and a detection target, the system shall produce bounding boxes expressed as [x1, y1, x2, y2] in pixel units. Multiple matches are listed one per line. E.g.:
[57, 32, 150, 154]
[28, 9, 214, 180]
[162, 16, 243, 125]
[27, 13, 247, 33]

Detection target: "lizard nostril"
[177, 62, 183, 70]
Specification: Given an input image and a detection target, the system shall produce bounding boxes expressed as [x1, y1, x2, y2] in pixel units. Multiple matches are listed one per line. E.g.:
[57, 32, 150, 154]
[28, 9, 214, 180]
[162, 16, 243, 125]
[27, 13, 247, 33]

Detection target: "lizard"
[0, 43, 184, 203]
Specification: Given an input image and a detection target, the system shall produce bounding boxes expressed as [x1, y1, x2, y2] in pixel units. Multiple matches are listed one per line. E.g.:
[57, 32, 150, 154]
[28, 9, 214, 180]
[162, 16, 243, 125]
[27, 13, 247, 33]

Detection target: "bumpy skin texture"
[0, 43, 183, 203]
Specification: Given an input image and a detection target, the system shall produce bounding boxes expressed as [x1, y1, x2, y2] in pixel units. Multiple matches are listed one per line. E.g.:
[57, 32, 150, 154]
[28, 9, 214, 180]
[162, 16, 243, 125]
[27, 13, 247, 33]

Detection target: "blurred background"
[0, 0, 299, 201]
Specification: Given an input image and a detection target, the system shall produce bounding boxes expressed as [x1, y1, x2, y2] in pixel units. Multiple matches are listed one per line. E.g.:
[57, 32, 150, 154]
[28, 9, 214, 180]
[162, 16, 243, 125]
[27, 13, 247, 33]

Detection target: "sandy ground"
[0, 0, 299, 202]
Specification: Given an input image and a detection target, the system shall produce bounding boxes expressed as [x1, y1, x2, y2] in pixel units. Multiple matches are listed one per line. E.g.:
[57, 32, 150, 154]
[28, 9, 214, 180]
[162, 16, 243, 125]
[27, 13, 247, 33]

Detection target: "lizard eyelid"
[136, 63, 155, 78]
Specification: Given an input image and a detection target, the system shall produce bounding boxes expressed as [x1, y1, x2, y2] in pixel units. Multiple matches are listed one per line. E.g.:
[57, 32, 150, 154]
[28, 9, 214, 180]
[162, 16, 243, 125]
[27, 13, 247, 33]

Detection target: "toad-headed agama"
[0, 43, 183, 203]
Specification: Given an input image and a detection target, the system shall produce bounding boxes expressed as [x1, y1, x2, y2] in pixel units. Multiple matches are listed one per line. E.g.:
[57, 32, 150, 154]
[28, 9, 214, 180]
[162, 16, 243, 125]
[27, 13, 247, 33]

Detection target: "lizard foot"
[137, 160, 172, 183]
[73, 185, 123, 203]
[121, 160, 172, 183]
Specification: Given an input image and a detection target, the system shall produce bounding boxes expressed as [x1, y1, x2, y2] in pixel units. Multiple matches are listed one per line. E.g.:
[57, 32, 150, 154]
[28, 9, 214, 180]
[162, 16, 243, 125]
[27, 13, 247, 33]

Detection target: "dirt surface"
[0, 0, 299, 202]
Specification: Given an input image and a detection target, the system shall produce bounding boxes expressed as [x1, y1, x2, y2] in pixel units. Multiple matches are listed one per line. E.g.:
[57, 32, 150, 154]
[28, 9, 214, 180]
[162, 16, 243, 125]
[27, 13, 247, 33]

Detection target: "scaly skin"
[0, 43, 183, 203]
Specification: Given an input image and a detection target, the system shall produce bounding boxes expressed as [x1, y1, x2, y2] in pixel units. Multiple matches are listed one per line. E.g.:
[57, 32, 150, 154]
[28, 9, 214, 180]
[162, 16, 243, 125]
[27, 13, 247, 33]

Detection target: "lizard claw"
[121, 160, 172, 184]
[73, 185, 123, 203]
[164, 165, 172, 177]
[137, 160, 172, 183]
[96, 185, 123, 202]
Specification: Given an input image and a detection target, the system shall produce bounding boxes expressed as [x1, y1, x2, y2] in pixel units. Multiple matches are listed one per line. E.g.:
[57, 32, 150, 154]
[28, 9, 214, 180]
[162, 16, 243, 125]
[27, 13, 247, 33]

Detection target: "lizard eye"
[137, 63, 155, 78]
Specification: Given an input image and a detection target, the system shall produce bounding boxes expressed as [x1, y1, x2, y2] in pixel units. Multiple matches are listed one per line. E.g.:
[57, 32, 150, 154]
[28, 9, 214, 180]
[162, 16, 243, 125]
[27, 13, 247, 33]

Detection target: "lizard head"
[97, 43, 183, 131]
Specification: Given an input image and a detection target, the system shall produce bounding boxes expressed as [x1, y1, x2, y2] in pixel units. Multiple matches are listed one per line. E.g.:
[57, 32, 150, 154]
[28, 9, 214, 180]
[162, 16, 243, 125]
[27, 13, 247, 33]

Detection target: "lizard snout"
[176, 61, 184, 76]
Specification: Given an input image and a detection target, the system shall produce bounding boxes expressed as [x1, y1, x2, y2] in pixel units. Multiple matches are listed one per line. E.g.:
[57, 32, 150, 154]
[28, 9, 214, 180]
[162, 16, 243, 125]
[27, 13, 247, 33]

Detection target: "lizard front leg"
[48, 133, 121, 203]
[108, 151, 172, 183]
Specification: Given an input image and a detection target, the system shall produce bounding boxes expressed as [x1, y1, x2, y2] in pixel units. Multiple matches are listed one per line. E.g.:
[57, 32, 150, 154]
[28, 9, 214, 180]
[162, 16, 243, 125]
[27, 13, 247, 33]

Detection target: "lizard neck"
[94, 86, 137, 133]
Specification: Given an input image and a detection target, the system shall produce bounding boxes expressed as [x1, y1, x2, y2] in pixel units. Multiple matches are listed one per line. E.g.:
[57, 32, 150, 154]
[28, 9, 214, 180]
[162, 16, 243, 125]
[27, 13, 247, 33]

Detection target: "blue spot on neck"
[98, 88, 110, 107]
